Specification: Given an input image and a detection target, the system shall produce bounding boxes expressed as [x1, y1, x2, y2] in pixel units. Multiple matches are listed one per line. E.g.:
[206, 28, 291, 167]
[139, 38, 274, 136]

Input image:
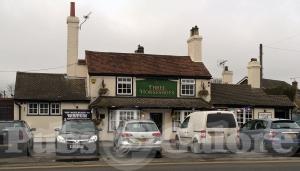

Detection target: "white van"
[175, 111, 239, 153]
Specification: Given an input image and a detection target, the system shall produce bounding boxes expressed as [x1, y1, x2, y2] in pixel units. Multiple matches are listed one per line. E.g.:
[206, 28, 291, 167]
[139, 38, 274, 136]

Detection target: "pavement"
[1, 141, 300, 170]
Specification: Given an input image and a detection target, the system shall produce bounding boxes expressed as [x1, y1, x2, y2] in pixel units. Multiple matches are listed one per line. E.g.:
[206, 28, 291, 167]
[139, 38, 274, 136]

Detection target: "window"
[39, 103, 49, 115]
[172, 110, 193, 132]
[28, 103, 38, 115]
[235, 108, 253, 127]
[181, 79, 195, 96]
[206, 113, 237, 128]
[117, 77, 132, 95]
[109, 110, 139, 131]
[50, 103, 60, 115]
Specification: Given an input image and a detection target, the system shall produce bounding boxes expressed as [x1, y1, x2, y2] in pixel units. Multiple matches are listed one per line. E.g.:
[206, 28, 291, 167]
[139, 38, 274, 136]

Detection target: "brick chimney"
[187, 26, 203, 62]
[222, 66, 233, 84]
[67, 2, 79, 77]
[247, 58, 261, 88]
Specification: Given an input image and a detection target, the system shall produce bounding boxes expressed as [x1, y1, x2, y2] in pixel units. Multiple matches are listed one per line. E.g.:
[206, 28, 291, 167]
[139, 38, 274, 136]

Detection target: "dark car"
[240, 119, 300, 156]
[0, 120, 36, 156]
[55, 120, 101, 159]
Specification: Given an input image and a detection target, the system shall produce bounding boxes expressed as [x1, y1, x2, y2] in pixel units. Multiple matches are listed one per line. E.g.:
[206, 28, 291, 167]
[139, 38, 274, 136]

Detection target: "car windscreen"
[271, 120, 300, 129]
[0, 122, 24, 131]
[206, 113, 237, 128]
[61, 120, 96, 133]
[125, 122, 159, 132]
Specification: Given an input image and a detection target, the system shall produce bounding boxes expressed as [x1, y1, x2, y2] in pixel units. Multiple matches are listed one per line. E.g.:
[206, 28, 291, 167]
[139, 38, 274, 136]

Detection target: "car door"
[251, 120, 267, 150]
[178, 116, 190, 145]
[240, 120, 256, 148]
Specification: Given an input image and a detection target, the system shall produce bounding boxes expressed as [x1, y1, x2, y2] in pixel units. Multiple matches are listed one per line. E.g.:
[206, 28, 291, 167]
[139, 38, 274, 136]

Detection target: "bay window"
[109, 110, 140, 131]
[172, 110, 193, 131]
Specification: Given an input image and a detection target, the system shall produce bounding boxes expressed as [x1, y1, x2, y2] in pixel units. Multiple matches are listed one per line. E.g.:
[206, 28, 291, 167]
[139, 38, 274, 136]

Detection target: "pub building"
[13, 2, 294, 142]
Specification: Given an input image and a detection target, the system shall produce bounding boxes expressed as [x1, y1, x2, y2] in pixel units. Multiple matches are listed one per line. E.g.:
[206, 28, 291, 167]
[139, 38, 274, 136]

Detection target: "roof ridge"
[17, 71, 66, 76]
[85, 50, 191, 58]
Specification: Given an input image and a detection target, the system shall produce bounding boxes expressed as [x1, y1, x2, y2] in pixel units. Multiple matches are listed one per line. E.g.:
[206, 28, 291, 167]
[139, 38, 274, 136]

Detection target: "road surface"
[1, 160, 300, 171]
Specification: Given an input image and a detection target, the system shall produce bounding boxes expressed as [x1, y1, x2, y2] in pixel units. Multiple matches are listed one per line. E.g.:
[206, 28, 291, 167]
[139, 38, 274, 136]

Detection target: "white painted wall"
[247, 59, 261, 88]
[14, 102, 89, 142]
[253, 108, 275, 119]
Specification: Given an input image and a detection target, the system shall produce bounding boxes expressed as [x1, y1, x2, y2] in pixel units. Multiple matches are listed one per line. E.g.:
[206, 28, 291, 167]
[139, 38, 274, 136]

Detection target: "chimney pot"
[135, 44, 144, 54]
[251, 58, 257, 62]
[292, 81, 298, 88]
[70, 2, 75, 16]
[224, 66, 229, 71]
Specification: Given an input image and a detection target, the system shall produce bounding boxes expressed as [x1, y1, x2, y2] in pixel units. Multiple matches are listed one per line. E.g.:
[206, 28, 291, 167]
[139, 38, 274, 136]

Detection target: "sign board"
[62, 109, 92, 122]
[258, 112, 272, 119]
[136, 79, 177, 98]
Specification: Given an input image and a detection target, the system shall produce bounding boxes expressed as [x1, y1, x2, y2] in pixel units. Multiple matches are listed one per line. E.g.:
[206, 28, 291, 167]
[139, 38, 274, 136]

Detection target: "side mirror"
[30, 128, 36, 132]
[54, 128, 60, 132]
[178, 123, 182, 128]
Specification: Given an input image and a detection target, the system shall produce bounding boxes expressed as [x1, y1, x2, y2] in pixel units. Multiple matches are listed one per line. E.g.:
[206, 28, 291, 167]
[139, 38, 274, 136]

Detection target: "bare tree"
[6, 83, 15, 97]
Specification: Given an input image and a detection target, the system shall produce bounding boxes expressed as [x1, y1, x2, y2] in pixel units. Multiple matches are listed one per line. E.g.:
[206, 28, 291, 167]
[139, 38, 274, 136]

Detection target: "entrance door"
[150, 113, 163, 133]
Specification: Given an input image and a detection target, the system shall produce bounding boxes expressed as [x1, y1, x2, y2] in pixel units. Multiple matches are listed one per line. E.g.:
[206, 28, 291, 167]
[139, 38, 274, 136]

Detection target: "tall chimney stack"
[222, 66, 233, 84]
[247, 58, 261, 88]
[187, 26, 203, 62]
[67, 2, 79, 77]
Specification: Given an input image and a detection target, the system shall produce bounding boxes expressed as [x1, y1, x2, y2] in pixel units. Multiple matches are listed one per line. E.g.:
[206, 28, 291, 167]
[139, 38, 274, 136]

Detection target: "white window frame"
[50, 103, 60, 115]
[233, 108, 253, 127]
[28, 103, 38, 115]
[117, 77, 132, 95]
[181, 79, 195, 96]
[172, 110, 193, 132]
[109, 110, 140, 131]
[39, 103, 49, 115]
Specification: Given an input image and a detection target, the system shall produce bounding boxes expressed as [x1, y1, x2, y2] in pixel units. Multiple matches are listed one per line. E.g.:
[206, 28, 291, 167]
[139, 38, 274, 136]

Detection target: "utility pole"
[259, 43, 263, 88]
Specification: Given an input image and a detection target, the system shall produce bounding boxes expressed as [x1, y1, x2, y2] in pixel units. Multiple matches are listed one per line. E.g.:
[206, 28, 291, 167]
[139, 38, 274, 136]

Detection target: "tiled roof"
[237, 77, 291, 89]
[85, 51, 211, 78]
[14, 72, 89, 101]
[211, 84, 294, 107]
[90, 96, 211, 109]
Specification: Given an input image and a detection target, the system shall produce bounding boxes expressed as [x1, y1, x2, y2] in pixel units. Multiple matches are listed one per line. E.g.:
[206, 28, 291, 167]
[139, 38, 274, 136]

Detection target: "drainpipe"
[15, 101, 22, 120]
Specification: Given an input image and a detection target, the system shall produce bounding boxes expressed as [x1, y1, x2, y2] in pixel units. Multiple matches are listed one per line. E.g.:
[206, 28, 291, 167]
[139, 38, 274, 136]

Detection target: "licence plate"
[69, 144, 83, 149]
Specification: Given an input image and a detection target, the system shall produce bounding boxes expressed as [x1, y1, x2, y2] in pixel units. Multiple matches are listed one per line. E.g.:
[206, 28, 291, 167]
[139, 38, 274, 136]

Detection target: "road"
[1, 160, 300, 171]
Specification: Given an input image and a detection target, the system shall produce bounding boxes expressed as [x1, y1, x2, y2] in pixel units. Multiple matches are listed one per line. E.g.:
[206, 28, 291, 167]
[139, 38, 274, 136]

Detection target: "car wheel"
[175, 136, 180, 150]
[155, 150, 162, 158]
[191, 139, 201, 154]
[27, 143, 33, 157]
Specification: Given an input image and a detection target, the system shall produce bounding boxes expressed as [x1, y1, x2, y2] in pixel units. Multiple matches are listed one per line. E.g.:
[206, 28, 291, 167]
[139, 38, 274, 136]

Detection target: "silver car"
[113, 120, 162, 158]
[240, 119, 300, 156]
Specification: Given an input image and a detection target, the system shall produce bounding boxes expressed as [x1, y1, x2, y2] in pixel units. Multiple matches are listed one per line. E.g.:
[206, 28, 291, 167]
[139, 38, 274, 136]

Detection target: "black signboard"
[62, 109, 92, 122]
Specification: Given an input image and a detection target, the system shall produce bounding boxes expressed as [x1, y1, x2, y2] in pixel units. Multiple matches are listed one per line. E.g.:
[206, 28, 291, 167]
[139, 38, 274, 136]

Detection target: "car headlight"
[88, 135, 98, 143]
[57, 135, 66, 143]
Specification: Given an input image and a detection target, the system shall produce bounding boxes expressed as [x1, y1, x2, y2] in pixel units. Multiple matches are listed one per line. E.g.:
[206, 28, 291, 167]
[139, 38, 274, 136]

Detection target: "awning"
[90, 96, 211, 109]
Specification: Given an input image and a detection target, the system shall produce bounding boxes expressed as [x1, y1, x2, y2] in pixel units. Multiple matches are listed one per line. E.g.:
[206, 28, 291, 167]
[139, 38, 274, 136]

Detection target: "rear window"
[0, 122, 24, 130]
[271, 120, 300, 129]
[125, 122, 159, 132]
[206, 113, 237, 128]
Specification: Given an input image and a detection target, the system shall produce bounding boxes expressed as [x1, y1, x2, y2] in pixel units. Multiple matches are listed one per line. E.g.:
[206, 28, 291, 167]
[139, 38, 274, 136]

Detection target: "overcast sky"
[1, 0, 300, 91]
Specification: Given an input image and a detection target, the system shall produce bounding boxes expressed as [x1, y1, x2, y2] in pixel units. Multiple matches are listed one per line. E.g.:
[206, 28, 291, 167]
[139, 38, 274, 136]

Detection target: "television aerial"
[79, 12, 92, 30]
[217, 59, 228, 69]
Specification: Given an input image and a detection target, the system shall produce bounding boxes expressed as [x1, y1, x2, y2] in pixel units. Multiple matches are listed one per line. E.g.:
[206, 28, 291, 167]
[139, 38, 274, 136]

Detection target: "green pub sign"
[136, 79, 177, 98]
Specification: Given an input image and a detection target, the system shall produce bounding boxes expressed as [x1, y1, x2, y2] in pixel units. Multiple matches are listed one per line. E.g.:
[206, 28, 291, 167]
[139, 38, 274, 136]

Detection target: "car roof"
[0, 120, 24, 123]
[124, 120, 155, 124]
[253, 118, 292, 122]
